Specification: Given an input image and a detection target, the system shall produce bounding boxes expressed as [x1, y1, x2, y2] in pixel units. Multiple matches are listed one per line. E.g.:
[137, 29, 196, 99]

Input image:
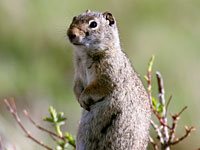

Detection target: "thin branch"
[146, 55, 155, 106]
[23, 110, 76, 148]
[156, 72, 165, 103]
[145, 57, 171, 130]
[168, 106, 188, 142]
[168, 115, 179, 143]
[4, 99, 53, 150]
[145, 56, 195, 149]
[152, 109, 172, 130]
[23, 110, 65, 140]
[170, 126, 195, 145]
[149, 136, 159, 150]
[166, 95, 172, 112]
[49, 134, 58, 142]
[156, 71, 169, 146]
[150, 120, 164, 144]
[177, 106, 187, 117]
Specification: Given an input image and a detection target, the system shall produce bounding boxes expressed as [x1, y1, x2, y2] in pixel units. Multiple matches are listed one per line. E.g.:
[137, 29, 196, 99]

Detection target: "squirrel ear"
[103, 11, 115, 26]
[72, 16, 77, 22]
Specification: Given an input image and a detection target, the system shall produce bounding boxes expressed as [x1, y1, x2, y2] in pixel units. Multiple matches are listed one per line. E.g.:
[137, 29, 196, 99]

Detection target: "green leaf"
[43, 117, 54, 123]
[152, 97, 158, 110]
[65, 132, 76, 147]
[157, 103, 164, 114]
[152, 97, 164, 114]
[57, 112, 67, 123]
[49, 106, 58, 122]
[43, 106, 76, 149]
[148, 55, 155, 72]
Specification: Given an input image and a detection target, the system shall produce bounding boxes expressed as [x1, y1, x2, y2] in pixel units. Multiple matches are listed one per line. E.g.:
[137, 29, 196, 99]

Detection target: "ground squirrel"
[67, 10, 151, 150]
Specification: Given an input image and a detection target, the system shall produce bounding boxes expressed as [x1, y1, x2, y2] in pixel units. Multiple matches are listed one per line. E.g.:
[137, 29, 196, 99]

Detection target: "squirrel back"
[67, 10, 151, 150]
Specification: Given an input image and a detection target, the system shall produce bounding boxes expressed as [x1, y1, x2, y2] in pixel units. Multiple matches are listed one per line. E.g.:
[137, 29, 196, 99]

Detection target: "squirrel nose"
[68, 32, 77, 41]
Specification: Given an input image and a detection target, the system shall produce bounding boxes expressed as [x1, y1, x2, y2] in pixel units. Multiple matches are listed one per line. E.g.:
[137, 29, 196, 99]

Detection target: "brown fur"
[67, 11, 151, 150]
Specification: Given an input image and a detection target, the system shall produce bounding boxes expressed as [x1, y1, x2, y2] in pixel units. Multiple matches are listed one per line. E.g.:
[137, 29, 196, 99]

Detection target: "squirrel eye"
[89, 20, 98, 28]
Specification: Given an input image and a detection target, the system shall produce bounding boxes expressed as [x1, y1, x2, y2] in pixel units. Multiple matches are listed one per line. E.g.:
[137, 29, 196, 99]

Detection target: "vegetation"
[2, 56, 195, 150]
[0, 1, 200, 149]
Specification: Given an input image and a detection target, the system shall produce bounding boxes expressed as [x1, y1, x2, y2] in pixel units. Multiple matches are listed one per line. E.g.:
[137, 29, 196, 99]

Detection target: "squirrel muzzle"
[67, 27, 87, 46]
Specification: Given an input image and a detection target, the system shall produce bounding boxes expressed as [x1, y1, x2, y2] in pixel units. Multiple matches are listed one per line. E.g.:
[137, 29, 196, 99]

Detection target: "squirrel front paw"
[78, 92, 94, 111]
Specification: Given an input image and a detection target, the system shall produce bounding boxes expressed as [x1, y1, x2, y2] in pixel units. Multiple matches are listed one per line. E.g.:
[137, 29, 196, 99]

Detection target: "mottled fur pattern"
[67, 10, 151, 150]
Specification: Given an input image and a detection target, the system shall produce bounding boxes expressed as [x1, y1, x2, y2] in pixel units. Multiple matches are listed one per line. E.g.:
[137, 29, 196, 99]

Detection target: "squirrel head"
[67, 11, 120, 54]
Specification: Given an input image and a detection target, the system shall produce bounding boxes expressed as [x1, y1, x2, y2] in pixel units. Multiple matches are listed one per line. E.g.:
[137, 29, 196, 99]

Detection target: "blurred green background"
[0, 0, 200, 149]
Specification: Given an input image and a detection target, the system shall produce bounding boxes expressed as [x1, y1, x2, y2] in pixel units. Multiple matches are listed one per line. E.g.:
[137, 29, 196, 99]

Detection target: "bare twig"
[149, 136, 159, 150]
[146, 57, 171, 129]
[168, 115, 179, 143]
[168, 106, 188, 142]
[49, 134, 58, 142]
[166, 95, 172, 112]
[176, 106, 188, 117]
[146, 56, 195, 150]
[23, 110, 65, 140]
[156, 72, 169, 150]
[152, 110, 172, 130]
[150, 120, 164, 144]
[170, 126, 195, 145]
[24, 110, 76, 148]
[4, 99, 53, 150]
[146, 55, 155, 106]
